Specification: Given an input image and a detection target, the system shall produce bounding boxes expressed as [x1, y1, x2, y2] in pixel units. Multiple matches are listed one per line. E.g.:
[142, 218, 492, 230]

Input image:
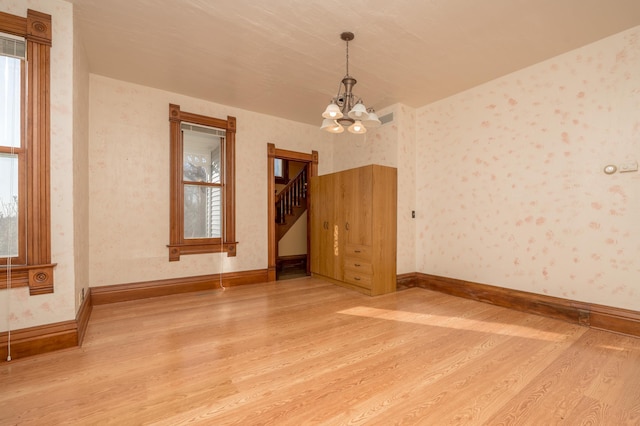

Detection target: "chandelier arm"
[335, 80, 343, 100]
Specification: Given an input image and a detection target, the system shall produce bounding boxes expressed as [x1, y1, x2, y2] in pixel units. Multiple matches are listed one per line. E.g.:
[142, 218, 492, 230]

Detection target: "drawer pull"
[354, 277, 361, 281]
[354, 263, 361, 267]
[354, 250, 361, 253]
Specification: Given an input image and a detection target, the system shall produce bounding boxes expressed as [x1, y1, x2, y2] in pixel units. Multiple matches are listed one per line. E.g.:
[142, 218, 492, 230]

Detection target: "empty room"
[1, 0, 639, 424]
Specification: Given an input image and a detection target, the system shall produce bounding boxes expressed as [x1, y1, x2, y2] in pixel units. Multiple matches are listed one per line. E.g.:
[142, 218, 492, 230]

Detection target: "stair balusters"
[275, 167, 307, 225]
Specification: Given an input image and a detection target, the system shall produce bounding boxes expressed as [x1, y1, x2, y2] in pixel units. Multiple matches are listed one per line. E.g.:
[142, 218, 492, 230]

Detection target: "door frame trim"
[267, 144, 318, 281]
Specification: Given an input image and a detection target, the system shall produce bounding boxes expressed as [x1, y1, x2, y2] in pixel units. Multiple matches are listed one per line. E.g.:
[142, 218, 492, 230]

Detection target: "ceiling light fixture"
[321, 32, 381, 134]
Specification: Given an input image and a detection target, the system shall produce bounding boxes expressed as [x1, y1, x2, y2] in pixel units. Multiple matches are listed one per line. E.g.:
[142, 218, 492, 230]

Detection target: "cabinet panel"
[343, 269, 372, 289]
[310, 173, 342, 281]
[343, 257, 373, 274]
[344, 167, 373, 247]
[344, 243, 372, 259]
[309, 177, 321, 274]
[311, 165, 396, 296]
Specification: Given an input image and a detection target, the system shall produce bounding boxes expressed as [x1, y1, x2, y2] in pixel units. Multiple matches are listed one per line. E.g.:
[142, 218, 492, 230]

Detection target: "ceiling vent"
[0, 35, 26, 60]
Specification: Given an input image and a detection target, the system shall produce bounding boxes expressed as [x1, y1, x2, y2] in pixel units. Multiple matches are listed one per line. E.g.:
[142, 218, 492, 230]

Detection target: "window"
[0, 47, 25, 265]
[0, 9, 55, 295]
[168, 104, 237, 260]
[274, 158, 289, 184]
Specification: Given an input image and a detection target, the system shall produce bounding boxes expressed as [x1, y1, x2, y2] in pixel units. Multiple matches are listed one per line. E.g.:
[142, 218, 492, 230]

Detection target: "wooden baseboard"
[1, 269, 269, 361]
[408, 272, 640, 338]
[76, 290, 93, 345]
[0, 291, 94, 362]
[5, 270, 635, 362]
[91, 269, 269, 305]
[397, 272, 418, 288]
[0, 320, 78, 361]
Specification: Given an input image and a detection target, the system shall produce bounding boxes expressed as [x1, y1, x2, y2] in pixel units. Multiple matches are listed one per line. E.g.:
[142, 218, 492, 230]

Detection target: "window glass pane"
[184, 185, 221, 239]
[274, 159, 283, 178]
[0, 154, 18, 257]
[182, 125, 223, 184]
[0, 55, 21, 148]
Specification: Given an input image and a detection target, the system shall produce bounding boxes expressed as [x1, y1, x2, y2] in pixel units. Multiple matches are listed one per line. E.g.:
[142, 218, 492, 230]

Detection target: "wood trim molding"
[0, 320, 77, 361]
[267, 144, 276, 281]
[407, 272, 640, 338]
[267, 144, 318, 282]
[1, 268, 270, 361]
[0, 9, 55, 295]
[0, 288, 92, 362]
[91, 269, 269, 305]
[168, 104, 237, 260]
[76, 290, 93, 345]
[26, 9, 52, 46]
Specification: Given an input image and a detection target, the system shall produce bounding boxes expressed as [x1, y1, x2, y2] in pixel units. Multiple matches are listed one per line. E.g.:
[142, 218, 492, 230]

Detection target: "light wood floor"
[2, 277, 640, 425]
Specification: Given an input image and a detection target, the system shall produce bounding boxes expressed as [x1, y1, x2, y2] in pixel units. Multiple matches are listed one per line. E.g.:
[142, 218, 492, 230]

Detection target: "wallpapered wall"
[0, 0, 77, 331]
[88, 76, 333, 288]
[73, 3, 91, 313]
[415, 26, 640, 310]
[331, 104, 417, 275]
[1, 1, 637, 335]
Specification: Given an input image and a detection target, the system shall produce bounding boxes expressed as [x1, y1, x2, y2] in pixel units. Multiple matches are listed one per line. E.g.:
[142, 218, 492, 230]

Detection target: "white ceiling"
[69, 0, 640, 126]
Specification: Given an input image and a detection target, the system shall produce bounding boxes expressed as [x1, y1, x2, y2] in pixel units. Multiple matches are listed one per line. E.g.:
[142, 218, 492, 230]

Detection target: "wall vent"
[379, 112, 394, 125]
[0, 35, 26, 60]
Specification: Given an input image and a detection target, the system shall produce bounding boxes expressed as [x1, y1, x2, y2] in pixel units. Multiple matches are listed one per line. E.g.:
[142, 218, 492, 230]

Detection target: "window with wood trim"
[168, 104, 237, 261]
[0, 9, 55, 295]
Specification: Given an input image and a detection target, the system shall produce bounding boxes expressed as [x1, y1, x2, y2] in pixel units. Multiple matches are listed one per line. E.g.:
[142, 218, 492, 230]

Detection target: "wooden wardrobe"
[309, 164, 397, 296]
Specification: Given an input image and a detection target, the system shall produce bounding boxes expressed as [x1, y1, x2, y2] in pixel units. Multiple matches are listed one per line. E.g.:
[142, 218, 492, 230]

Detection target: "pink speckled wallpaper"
[331, 104, 417, 274]
[415, 27, 640, 310]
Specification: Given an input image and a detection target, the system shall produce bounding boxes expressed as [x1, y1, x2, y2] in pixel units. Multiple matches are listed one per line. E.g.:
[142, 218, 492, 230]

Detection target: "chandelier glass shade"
[321, 32, 381, 134]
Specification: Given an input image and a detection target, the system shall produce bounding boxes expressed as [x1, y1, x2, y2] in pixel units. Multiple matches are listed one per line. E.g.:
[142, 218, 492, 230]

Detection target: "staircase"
[276, 167, 308, 241]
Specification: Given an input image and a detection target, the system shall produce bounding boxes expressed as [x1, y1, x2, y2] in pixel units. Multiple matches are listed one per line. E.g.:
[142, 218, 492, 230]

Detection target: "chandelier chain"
[345, 38, 349, 77]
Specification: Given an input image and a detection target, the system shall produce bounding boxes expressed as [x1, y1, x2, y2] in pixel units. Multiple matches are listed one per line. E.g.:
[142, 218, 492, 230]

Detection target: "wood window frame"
[167, 104, 237, 261]
[0, 9, 55, 295]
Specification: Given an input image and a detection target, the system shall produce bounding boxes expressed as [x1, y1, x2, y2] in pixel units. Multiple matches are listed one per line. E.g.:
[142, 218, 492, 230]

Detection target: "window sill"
[167, 242, 237, 261]
[0, 263, 56, 295]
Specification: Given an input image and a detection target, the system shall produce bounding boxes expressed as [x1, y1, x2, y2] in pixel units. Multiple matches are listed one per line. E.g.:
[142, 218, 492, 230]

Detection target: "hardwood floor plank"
[1, 278, 639, 425]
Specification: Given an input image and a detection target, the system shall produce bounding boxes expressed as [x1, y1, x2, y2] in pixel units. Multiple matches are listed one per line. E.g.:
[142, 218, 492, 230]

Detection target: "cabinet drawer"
[343, 258, 373, 274]
[345, 244, 372, 259]
[343, 270, 372, 289]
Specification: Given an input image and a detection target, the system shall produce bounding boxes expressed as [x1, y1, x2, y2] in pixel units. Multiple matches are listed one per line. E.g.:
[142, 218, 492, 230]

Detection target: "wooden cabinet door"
[309, 176, 322, 274]
[310, 173, 342, 280]
[344, 166, 373, 247]
[325, 172, 343, 280]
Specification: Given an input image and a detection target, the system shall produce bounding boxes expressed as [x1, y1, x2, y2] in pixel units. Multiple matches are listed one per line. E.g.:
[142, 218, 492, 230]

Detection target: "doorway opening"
[267, 144, 318, 282]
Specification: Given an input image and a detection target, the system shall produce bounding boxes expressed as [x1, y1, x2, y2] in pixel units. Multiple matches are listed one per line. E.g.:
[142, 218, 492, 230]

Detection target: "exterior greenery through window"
[167, 104, 237, 260]
[0, 9, 55, 295]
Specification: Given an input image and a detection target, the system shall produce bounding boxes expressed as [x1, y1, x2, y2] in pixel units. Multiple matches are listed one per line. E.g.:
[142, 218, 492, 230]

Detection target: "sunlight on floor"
[337, 306, 572, 342]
